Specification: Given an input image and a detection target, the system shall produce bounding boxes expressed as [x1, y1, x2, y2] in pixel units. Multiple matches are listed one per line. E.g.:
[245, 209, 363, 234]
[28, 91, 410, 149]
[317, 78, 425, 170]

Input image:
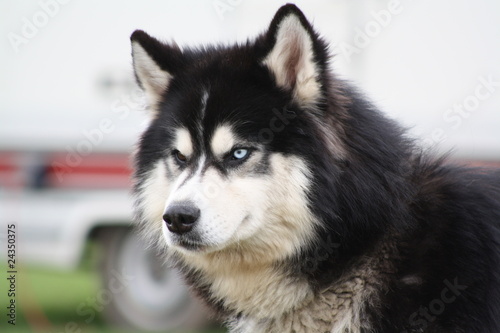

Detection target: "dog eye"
[232, 149, 249, 160]
[173, 150, 187, 164]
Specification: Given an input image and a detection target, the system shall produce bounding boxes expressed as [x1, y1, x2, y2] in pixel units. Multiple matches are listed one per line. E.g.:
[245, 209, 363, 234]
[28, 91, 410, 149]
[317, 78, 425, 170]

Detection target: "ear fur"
[262, 4, 324, 106]
[130, 30, 181, 110]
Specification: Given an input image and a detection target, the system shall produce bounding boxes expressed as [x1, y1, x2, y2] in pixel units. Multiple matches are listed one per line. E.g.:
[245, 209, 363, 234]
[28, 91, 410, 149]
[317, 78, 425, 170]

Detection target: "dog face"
[131, 6, 332, 259]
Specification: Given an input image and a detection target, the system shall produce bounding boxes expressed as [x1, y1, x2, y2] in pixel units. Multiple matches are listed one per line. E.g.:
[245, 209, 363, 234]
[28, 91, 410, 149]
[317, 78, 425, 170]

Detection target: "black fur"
[131, 4, 500, 332]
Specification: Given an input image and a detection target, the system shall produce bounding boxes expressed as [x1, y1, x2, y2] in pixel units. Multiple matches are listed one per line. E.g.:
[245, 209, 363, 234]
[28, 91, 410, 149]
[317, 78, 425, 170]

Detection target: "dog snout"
[163, 202, 200, 234]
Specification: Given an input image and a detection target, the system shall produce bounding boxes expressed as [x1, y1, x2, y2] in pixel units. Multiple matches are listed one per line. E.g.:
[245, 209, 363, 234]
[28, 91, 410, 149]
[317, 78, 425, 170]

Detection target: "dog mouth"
[169, 234, 207, 252]
[175, 238, 207, 251]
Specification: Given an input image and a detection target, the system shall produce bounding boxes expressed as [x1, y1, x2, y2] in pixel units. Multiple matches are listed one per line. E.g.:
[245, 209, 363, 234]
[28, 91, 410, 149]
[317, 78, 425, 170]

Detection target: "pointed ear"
[130, 30, 182, 110]
[262, 5, 325, 106]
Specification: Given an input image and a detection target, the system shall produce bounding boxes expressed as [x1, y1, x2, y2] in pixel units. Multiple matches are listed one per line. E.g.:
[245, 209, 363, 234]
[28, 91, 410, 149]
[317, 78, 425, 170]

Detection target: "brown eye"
[173, 150, 187, 164]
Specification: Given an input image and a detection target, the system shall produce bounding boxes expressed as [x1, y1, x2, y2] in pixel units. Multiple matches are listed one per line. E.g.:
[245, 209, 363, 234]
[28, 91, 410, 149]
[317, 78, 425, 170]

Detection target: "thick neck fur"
[174, 231, 401, 333]
[174, 244, 314, 320]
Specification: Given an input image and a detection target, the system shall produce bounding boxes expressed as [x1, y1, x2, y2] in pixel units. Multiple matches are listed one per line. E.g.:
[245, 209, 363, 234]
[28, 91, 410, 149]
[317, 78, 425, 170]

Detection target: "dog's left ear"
[130, 30, 183, 112]
[262, 4, 325, 106]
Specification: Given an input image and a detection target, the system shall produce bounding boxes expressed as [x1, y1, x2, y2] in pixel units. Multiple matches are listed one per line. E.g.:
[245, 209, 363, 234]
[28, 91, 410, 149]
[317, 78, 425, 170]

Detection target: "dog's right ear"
[130, 30, 182, 111]
[260, 5, 326, 107]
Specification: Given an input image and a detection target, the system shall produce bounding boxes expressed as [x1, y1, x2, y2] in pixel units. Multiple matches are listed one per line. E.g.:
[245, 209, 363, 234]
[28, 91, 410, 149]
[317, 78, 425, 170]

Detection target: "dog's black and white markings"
[130, 4, 500, 332]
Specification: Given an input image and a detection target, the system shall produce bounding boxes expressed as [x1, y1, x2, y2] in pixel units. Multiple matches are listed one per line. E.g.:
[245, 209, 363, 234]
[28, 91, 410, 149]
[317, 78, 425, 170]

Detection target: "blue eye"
[232, 148, 249, 160]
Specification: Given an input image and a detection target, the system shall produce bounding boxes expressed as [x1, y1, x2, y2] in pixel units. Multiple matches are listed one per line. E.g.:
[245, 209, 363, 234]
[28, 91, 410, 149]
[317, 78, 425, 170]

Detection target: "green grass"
[1, 264, 99, 332]
[0, 264, 224, 333]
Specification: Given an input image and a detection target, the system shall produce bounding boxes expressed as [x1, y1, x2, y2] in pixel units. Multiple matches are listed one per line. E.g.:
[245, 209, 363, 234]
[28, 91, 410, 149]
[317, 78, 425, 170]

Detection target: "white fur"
[132, 41, 172, 108]
[135, 160, 171, 247]
[262, 15, 321, 105]
[174, 128, 193, 157]
[228, 272, 372, 333]
[210, 124, 236, 157]
[200, 90, 209, 120]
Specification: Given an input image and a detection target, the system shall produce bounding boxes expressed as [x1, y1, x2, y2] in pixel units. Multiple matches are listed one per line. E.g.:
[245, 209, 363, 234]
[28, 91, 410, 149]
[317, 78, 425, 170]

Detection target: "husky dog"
[130, 4, 500, 332]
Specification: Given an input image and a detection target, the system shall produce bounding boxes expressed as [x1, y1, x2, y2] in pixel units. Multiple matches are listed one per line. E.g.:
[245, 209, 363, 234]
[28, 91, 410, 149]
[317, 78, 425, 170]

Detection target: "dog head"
[131, 5, 343, 261]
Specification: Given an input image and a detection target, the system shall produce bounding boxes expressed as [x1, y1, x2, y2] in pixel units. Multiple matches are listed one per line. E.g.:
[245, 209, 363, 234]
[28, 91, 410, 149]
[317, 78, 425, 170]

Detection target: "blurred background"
[0, 0, 499, 332]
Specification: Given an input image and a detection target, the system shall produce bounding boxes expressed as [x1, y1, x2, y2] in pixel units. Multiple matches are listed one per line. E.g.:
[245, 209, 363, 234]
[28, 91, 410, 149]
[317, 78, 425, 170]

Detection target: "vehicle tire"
[97, 227, 208, 331]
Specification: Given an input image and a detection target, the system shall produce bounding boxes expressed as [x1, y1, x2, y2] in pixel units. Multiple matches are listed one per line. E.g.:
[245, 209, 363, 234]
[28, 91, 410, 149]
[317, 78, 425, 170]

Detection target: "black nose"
[163, 203, 200, 234]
